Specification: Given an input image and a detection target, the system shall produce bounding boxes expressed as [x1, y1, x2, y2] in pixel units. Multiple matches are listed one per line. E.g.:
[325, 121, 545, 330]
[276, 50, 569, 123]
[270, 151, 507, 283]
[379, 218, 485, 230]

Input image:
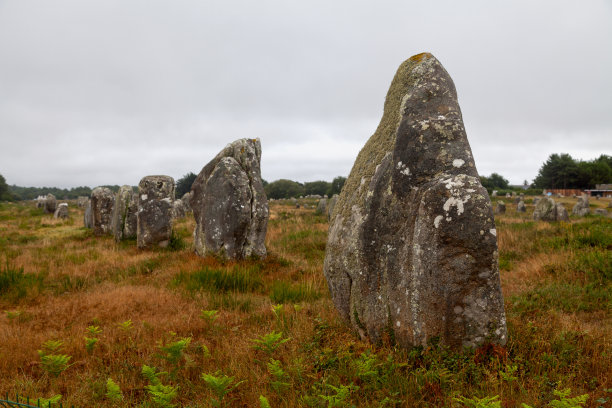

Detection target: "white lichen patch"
[396, 161, 411, 176]
[434, 215, 443, 228]
[452, 159, 465, 168]
[489, 228, 497, 236]
[443, 196, 469, 215]
[141, 194, 148, 200]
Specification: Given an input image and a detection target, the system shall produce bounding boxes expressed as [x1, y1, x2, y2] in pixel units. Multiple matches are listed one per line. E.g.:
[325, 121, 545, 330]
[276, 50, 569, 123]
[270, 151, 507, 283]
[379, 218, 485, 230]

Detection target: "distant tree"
[176, 172, 197, 198]
[480, 173, 509, 191]
[533, 153, 580, 189]
[327, 176, 347, 196]
[265, 179, 305, 199]
[304, 181, 331, 196]
[0, 173, 10, 201]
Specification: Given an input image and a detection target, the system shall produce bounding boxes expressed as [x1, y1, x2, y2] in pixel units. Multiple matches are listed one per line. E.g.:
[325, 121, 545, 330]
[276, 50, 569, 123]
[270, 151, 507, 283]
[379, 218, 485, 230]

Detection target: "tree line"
[2, 153, 610, 202]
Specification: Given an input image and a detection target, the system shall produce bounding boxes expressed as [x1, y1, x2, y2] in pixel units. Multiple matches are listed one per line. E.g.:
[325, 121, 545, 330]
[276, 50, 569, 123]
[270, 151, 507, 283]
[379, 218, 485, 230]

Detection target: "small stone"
[594, 208, 608, 216]
[556, 203, 569, 221]
[192, 139, 268, 259]
[315, 198, 327, 215]
[137, 176, 175, 248]
[53, 203, 69, 219]
[517, 201, 526, 212]
[91, 187, 115, 236]
[44, 194, 57, 214]
[572, 195, 590, 216]
[77, 196, 89, 208]
[495, 201, 506, 214]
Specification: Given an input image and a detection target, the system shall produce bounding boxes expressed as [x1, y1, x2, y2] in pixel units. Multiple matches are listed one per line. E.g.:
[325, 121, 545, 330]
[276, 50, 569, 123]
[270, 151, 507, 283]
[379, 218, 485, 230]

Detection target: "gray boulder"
[192, 138, 269, 259]
[111, 185, 137, 242]
[44, 194, 57, 214]
[181, 192, 193, 212]
[572, 195, 590, 216]
[324, 53, 506, 349]
[315, 198, 328, 215]
[556, 203, 569, 221]
[77, 196, 89, 208]
[533, 197, 558, 221]
[91, 187, 115, 236]
[517, 201, 526, 212]
[137, 175, 175, 248]
[495, 201, 506, 214]
[84, 199, 93, 228]
[53, 203, 69, 219]
[172, 199, 186, 219]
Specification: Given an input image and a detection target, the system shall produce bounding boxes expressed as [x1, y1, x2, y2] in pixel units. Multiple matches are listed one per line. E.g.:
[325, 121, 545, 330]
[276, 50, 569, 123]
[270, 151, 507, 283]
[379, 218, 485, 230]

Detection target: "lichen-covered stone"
[77, 196, 89, 208]
[53, 203, 69, 219]
[191, 138, 268, 259]
[84, 199, 93, 228]
[172, 199, 186, 219]
[517, 200, 526, 212]
[533, 197, 559, 221]
[556, 203, 569, 221]
[324, 53, 506, 349]
[137, 175, 175, 248]
[572, 195, 590, 216]
[44, 194, 57, 214]
[495, 201, 506, 214]
[91, 187, 115, 236]
[111, 185, 137, 242]
[315, 198, 327, 215]
[181, 192, 193, 212]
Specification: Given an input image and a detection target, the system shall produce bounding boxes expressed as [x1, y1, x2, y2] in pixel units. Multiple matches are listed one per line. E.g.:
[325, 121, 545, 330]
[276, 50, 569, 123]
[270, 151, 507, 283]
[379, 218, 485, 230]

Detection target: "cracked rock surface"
[112, 185, 137, 242]
[91, 187, 115, 236]
[324, 53, 506, 349]
[191, 138, 268, 259]
[137, 176, 175, 248]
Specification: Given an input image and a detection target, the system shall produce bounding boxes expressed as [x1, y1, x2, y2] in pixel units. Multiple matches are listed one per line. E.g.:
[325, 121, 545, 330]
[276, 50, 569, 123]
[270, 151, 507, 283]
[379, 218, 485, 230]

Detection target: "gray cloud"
[1, 0, 610, 188]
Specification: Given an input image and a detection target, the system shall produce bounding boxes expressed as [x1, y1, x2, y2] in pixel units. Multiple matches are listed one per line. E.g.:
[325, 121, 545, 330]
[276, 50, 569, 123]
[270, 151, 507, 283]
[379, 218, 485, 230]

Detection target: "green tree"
[265, 179, 305, 199]
[480, 173, 509, 191]
[533, 154, 581, 189]
[327, 176, 347, 196]
[304, 180, 331, 196]
[176, 172, 197, 198]
[0, 174, 10, 201]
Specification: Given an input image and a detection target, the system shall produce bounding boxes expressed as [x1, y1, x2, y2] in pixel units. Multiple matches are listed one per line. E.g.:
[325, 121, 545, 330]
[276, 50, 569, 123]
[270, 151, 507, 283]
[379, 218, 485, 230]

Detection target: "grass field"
[0, 196, 610, 407]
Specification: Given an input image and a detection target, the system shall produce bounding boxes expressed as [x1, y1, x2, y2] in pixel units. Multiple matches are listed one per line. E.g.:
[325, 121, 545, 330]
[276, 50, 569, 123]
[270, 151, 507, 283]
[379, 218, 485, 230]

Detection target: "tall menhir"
[324, 53, 507, 349]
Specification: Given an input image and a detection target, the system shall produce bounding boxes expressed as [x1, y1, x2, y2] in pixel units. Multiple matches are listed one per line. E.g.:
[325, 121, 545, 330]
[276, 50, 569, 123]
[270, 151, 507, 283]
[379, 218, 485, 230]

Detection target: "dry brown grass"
[0, 197, 610, 407]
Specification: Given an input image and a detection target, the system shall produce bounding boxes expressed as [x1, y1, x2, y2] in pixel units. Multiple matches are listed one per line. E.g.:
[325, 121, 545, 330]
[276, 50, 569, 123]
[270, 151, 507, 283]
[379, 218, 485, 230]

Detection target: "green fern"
[106, 378, 123, 402]
[36, 395, 62, 407]
[84, 337, 98, 354]
[318, 383, 359, 407]
[202, 371, 245, 407]
[142, 365, 178, 408]
[39, 353, 71, 377]
[200, 309, 219, 323]
[259, 395, 272, 408]
[454, 395, 501, 408]
[117, 319, 133, 332]
[251, 331, 291, 355]
[267, 359, 290, 393]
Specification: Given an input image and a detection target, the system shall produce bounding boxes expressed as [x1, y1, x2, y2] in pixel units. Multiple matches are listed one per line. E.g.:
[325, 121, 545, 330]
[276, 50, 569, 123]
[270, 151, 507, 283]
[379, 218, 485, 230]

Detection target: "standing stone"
[533, 197, 559, 221]
[324, 53, 506, 349]
[53, 203, 69, 219]
[608, 201, 612, 208]
[181, 192, 193, 212]
[495, 201, 506, 214]
[315, 198, 328, 215]
[123, 193, 138, 239]
[137, 176, 175, 248]
[77, 196, 89, 208]
[594, 208, 609, 216]
[505, 193, 511, 198]
[533, 197, 540, 206]
[44, 194, 57, 214]
[84, 199, 93, 229]
[572, 195, 590, 216]
[172, 199, 186, 219]
[491, 190, 497, 197]
[191, 138, 269, 259]
[517, 201, 526, 212]
[91, 187, 115, 236]
[556, 203, 569, 221]
[327, 194, 339, 221]
[36, 196, 46, 209]
[111, 185, 137, 242]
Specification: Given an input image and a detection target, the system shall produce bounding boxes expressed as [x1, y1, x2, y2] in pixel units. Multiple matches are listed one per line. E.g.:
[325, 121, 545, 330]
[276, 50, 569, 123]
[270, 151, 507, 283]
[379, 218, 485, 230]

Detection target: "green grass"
[0, 260, 45, 300]
[172, 265, 264, 293]
[269, 281, 321, 304]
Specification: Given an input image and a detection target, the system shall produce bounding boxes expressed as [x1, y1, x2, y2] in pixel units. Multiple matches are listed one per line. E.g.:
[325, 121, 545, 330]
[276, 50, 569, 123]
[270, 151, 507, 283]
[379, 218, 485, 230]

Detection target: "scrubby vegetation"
[0, 197, 610, 407]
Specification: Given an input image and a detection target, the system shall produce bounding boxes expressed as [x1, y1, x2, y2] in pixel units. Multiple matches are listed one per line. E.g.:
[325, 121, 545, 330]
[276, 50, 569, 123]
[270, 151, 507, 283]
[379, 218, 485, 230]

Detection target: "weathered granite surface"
[324, 53, 506, 349]
[91, 187, 115, 236]
[137, 176, 174, 248]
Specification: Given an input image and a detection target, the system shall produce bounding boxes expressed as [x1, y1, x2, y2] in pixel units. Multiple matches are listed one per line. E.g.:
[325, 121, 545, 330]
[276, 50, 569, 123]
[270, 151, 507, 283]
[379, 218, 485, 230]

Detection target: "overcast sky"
[1, 0, 611, 188]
